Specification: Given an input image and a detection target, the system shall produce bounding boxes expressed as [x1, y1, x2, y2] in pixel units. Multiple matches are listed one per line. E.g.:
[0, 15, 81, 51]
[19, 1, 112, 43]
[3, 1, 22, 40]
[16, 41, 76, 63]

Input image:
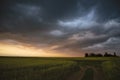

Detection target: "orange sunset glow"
[0, 40, 68, 57]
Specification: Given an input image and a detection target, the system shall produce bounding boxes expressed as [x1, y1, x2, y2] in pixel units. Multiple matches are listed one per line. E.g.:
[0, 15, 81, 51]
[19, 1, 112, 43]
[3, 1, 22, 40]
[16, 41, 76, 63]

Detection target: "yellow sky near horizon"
[0, 40, 69, 57]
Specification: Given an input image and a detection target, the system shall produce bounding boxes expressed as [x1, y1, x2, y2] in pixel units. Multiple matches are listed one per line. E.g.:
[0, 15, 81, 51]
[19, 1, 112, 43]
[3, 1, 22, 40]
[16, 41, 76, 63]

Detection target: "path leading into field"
[93, 67, 106, 80]
[66, 66, 105, 80]
[66, 67, 87, 80]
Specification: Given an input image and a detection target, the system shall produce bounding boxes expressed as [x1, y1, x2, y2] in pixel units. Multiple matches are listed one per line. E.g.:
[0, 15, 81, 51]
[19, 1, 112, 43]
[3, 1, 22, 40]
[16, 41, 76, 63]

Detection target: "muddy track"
[93, 67, 106, 80]
[66, 67, 87, 80]
[66, 66, 105, 80]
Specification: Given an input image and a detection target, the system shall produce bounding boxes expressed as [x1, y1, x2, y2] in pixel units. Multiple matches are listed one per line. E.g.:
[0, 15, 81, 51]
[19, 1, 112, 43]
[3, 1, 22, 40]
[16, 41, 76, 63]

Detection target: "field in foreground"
[0, 57, 120, 80]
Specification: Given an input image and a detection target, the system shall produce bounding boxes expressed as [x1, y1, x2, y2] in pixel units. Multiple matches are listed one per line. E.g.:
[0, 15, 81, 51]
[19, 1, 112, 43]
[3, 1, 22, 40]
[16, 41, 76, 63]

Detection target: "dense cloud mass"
[0, 0, 120, 56]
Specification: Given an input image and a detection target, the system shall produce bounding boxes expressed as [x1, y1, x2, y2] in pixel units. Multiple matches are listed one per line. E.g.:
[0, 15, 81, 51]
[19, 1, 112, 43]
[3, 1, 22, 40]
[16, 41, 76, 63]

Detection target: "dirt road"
[66, 66, 105, 80]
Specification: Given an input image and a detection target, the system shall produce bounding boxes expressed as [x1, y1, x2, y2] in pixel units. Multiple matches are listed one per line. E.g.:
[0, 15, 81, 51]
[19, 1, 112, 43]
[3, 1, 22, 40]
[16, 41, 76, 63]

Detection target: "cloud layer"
[0, 0, 120, 56]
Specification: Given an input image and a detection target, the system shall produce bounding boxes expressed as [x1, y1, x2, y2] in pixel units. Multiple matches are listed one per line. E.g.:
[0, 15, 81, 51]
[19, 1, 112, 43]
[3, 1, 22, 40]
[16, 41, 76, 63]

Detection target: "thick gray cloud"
[0, 0, 120, 56]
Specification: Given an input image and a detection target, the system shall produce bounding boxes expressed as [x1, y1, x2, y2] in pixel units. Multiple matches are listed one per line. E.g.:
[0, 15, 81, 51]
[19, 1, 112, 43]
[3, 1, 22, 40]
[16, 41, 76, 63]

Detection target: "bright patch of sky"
[58, 9, 98, 29]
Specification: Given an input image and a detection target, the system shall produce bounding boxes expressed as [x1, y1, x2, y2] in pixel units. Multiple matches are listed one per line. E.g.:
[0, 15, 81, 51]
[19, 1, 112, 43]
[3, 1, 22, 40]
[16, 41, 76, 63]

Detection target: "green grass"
[102, 59, 120, 80]
[0, 57, 120, 80]
[81, 68, 94, 80]
[0, 57, 80, 80]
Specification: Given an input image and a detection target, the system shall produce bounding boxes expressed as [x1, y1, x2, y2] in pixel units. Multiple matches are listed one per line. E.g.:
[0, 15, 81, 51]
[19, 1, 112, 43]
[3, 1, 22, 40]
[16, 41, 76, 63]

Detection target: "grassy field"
[0, 57, 120, 80]
[81, 68, 94, 80]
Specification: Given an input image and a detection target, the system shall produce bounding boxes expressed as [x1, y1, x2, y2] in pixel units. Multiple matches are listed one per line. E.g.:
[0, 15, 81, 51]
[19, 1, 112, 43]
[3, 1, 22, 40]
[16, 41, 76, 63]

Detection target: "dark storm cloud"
[0, 0, 120, 56]
[97, 0, 120, 22]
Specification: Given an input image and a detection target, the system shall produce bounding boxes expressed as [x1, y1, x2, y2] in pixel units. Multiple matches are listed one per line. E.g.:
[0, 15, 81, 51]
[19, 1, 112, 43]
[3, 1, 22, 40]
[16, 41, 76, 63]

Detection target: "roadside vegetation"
[102, 58, 120, 80]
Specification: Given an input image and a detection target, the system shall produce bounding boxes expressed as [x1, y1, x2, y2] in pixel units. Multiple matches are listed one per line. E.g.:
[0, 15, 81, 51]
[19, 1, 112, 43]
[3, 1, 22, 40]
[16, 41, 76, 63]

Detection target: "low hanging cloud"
[50, 30, 65, 37]
[82, 37, 120, 52]
[13, 4, 41, 16]
[58, 9, 98, 29]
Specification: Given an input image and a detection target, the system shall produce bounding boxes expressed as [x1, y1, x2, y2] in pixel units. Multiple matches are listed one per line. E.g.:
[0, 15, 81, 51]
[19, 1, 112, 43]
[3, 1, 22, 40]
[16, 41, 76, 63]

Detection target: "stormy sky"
[0, 0, 120, 57]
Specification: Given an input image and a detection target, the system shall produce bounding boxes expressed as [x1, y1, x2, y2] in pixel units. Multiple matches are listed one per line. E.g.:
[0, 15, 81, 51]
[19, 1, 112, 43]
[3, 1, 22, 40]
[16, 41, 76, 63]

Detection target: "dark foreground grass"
[0, 57, 80, 80]
[102, 59, 120, 80]
[81, 68, 94, 80]
[0, 57, 120, 80]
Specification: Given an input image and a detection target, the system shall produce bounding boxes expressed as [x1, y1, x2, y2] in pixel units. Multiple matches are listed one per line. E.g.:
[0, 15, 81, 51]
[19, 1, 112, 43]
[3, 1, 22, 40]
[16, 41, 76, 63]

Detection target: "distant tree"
[89, 53, 96, 57]
[96, 53, 103, 57]
[104, 52, 117, 57]
[84, 52, 118, 57]
[104, 52, 108, 57]
[113, 52, 117, 57]
[85, 53, 89, 57]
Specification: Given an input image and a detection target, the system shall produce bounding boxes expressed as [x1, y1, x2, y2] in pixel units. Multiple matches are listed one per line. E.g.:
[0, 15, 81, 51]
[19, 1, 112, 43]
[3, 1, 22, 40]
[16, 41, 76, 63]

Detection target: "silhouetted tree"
[104, 52, 108, 57]
[84, 52, 118, 57]
[113, 52, 117, 57]
[96, 53, 103, 57]
[85, 53, 88, 57]
[89, 53, 96, 57]
[104, 52, 117, 57]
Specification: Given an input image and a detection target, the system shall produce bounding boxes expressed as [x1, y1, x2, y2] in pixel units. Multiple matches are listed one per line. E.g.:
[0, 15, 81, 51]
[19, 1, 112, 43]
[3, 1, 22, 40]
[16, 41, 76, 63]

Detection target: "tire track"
[66, 66, 106, 80]
[66, 67, 87, 80]
[85, 66, 106, 80]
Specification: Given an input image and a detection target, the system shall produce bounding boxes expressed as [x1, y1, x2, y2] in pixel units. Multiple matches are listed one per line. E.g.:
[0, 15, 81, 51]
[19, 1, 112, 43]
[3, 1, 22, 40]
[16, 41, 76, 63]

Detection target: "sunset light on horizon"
[0, 40, 70, 57]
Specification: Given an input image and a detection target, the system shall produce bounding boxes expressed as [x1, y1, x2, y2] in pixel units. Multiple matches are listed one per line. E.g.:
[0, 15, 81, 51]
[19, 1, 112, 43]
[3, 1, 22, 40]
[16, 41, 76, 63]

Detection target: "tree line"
[85, 52, 118, 57]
